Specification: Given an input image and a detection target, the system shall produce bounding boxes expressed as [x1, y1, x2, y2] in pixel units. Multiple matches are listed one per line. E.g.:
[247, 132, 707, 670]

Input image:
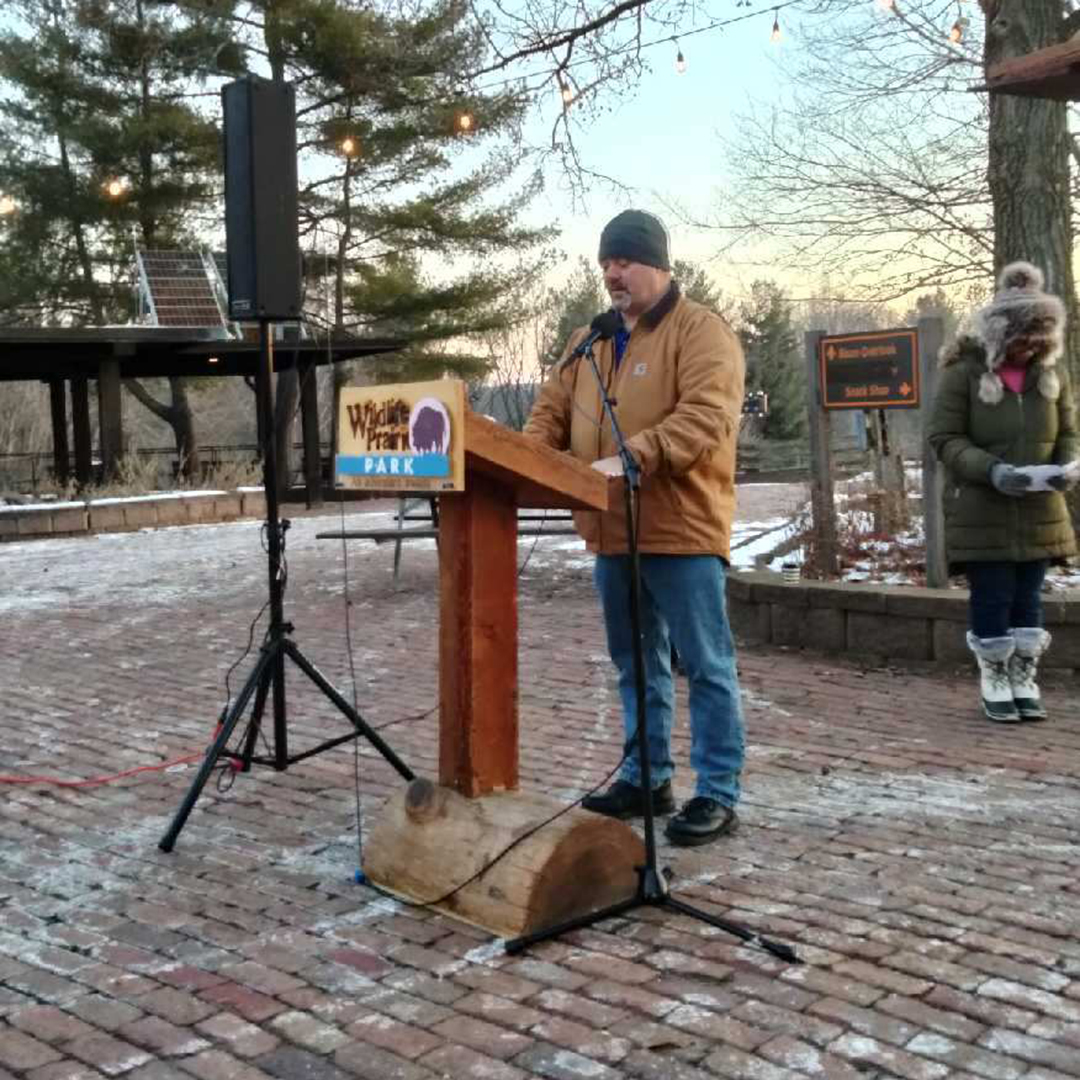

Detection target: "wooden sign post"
[804, 330, 839, 576]
[918, 317, 948, 588]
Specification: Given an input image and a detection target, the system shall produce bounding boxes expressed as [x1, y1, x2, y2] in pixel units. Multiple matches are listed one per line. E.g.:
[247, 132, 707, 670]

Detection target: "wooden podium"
[363, 412, 645, 937]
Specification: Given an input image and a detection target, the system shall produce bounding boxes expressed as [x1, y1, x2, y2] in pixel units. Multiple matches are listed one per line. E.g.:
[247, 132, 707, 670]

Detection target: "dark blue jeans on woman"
[966, 560, 1048, 639]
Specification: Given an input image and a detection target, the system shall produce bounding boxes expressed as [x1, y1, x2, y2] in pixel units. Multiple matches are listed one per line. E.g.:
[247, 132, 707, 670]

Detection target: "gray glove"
[990, 463, 1033, 497]
[1047, 469, 1079, 492]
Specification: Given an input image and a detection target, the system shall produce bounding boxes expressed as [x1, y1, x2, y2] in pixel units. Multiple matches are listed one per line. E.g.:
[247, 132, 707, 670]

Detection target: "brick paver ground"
[1, 495, 1078, 1080]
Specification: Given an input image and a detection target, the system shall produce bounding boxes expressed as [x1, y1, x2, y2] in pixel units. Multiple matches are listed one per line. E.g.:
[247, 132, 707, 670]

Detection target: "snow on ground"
[3, 479, 1078, 594]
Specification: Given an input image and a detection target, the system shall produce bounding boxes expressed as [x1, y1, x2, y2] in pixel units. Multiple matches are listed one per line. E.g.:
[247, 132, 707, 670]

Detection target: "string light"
[0, 194, 16, 216]
[103, 178, 128, 200]
[340, 135, 359, 158]
[876, 0, 895, 10]
[455, 110, 474, 133]
[558, 78, 573, 104]
[674, 45, 687, 74]
[770, 9, 781, 43]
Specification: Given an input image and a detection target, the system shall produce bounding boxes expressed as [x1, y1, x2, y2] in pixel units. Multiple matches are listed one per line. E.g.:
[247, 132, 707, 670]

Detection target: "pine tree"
[672, 258, 731, 318]
[738, 280, 806, 441]
[227, 1, 554, 486]
[902, 289, 960, 344]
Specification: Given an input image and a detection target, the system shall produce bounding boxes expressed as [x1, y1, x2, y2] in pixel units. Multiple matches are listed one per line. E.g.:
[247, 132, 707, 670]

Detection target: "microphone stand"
[505, 331, 798, 965]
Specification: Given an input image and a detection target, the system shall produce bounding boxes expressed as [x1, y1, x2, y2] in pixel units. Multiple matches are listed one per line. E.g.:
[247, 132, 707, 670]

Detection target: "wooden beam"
[48, 379, 70, 485]
[438, 471, 519, 796]
[71, 376, 93, 487]
[465, 411, 607, 511]
[979, 38, 1080, 101]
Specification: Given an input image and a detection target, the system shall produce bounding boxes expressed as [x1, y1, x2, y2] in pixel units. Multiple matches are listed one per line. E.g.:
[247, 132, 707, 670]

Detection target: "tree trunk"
[168, 378, 201, 478]
[982, 0, 1078, 379]
[123, 377, 202, 480]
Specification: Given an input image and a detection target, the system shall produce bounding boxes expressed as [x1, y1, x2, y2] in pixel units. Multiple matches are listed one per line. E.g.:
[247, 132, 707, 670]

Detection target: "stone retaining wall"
[728, 569, 1080, 669]
[0, 489, 267, 541]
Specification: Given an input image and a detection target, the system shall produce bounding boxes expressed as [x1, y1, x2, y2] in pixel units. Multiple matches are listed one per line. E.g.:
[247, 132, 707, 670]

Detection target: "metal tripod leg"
[158, 639, 280, 852]
[238, 655, 273, 771]
[282, 639, 413, 781]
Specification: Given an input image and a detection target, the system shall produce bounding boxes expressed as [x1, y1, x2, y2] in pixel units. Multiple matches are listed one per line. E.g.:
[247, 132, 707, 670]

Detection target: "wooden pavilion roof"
[0, 327, 402, 381]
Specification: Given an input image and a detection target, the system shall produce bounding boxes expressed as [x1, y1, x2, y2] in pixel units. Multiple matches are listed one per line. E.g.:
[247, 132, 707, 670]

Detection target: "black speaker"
[222, 76, 301, 321]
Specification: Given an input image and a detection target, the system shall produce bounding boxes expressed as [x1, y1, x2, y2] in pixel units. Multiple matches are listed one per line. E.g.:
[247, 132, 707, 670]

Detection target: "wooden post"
[804, 330, 839, 576]
[48, 378, 70, 485]
[298, 358, 323, 508]
[97, 357, 123, 481]
[919, 317, 948, 587]
[72, 376, 93, 487]
[438, 471, 519, 796]
[869, 409, 908, 535]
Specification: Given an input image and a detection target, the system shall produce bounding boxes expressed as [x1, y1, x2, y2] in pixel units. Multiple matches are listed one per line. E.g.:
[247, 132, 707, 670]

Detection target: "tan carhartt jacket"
[524, 284, 745, 558]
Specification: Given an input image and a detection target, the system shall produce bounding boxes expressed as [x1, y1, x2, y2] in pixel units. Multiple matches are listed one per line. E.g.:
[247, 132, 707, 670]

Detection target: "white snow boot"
[966, 632, 1020, 723]
[1008, 627, 1051, 721]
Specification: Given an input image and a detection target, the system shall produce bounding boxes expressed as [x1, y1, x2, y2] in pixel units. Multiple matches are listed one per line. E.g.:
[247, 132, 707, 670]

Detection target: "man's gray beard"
[610, 292, 631, 312]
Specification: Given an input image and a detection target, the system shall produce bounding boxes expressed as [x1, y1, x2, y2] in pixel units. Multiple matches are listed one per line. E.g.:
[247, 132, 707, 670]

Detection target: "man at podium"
[524, 209, 747, 847]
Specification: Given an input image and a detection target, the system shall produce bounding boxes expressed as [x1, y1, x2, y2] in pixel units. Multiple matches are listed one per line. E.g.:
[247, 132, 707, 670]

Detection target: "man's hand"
[591, 455, 624, 477]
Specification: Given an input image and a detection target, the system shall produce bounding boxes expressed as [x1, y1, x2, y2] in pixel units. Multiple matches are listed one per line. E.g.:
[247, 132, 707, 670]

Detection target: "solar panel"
[137, 250, 228, 329]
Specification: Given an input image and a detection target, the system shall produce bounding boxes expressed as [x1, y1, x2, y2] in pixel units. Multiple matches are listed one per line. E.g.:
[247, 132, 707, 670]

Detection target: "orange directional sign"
[819, 328, 920, 410]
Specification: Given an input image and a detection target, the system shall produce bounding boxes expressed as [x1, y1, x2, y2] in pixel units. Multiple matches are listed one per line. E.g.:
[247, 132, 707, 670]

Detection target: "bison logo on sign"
[409, 398, 451, 455]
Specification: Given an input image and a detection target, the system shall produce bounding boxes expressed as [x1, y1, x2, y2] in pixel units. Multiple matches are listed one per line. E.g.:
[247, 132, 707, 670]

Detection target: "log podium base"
[362, 778, 647, 938]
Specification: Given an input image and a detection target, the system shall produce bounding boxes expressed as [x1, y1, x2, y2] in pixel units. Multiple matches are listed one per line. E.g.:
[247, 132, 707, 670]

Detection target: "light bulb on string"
[340, 135, 359, 158]
[103, 177, 128, 200]
[0, 194, 16, 216]
[558, 78, 573, 104]
[876, 0, 896, 10]
[455, 110, 474, 134]
[770, 10, 781, 43]
[947, 16, 969, 43]
[675, 45, 687, 74]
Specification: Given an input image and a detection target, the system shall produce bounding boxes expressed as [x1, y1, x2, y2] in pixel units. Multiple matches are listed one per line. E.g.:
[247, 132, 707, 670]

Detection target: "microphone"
[558, 309, 622, 368]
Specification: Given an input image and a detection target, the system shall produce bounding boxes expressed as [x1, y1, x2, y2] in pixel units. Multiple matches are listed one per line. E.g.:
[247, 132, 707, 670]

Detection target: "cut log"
[363, 778, 647, 938]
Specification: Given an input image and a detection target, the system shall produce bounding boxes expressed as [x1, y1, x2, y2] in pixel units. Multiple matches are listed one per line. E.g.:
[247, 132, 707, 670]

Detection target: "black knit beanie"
[597, 210, 671, 271]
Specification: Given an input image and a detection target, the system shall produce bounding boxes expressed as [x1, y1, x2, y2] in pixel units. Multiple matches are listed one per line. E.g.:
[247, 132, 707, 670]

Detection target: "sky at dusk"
[517, 6, 794, 299]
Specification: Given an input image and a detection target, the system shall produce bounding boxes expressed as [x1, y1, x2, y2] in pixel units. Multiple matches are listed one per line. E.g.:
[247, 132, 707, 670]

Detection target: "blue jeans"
[593, 554, 744, 808]
[966, 560, 1048, 638]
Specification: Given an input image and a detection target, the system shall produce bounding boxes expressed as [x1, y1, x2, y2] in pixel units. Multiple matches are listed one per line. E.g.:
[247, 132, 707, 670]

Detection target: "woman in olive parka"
[928, 262, 1078, 723]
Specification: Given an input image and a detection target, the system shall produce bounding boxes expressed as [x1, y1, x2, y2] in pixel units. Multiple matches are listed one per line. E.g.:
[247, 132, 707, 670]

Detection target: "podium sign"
[336, 380, 466, 492]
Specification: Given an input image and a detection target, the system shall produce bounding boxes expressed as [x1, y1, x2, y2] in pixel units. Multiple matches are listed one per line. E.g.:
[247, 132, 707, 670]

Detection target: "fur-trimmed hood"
[939, 262, 1064, 406]
[938, 334, 1061, 405]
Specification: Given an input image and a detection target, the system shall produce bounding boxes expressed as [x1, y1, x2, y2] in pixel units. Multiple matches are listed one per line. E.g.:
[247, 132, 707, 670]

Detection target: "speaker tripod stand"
[159, 321, 414, 853]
